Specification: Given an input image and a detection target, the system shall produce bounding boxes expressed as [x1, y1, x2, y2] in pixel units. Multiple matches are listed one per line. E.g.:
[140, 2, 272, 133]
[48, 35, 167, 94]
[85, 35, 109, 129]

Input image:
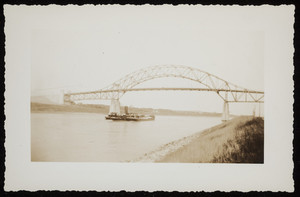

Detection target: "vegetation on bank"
[212, 117, 264, 163]
[157, 117, 264, 163]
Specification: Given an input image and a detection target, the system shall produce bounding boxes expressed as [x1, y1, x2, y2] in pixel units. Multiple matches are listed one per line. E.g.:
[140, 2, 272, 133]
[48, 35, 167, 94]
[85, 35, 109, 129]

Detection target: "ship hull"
[105, 114, 155, 121]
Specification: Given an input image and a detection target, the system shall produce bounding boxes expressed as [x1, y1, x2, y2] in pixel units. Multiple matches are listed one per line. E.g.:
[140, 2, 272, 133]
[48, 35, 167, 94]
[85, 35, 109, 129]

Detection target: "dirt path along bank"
[133, 116, 264, 163]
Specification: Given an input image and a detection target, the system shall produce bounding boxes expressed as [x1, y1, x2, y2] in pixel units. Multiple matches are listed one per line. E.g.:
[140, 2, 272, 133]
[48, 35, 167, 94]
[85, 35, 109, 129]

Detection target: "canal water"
[31, 112, 221, 162]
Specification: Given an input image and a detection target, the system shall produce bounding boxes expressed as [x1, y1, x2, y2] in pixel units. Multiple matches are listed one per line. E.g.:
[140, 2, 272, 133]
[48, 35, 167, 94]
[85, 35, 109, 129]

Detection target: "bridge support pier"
[222, 101, 229, 122]
[63, 93, 72, 105]
[59, 90, 64, 104]
[109, 99, 121, 115]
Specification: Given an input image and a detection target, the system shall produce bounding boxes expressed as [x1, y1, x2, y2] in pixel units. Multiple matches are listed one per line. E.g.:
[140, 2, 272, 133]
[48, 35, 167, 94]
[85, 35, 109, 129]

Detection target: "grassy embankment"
[157, 117, 264, 163]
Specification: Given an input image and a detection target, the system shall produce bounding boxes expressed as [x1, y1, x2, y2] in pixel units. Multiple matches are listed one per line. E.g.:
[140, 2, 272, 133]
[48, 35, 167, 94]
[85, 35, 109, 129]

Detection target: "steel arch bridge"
[64, 65, 264, 121]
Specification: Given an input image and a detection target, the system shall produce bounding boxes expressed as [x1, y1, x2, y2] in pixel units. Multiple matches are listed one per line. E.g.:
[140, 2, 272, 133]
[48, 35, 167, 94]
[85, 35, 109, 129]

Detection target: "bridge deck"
[65, 87, 264, 96]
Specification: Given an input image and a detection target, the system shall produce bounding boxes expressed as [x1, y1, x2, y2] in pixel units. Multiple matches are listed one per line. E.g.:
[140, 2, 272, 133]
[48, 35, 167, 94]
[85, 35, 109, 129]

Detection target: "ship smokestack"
[125, 106, 129, 114]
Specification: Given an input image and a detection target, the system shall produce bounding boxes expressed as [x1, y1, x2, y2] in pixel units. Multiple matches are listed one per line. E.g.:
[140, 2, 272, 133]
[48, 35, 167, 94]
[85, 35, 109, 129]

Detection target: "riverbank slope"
[133, 116, 264, 163]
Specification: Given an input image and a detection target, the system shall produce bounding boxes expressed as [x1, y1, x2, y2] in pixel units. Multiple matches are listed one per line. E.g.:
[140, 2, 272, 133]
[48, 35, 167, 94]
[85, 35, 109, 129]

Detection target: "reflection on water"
[31, 112, 221, 162]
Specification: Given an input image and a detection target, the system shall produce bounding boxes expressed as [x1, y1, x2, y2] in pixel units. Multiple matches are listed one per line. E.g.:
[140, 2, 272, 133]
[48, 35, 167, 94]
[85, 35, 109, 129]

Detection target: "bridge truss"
[64, 65, 264, 103]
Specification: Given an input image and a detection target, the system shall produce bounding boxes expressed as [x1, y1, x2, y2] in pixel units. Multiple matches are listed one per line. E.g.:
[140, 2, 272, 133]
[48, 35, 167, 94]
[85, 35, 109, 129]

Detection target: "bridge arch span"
[100, 65, 253, 101]
[64, 65, 264, 121]
[65, 65, 264, 103]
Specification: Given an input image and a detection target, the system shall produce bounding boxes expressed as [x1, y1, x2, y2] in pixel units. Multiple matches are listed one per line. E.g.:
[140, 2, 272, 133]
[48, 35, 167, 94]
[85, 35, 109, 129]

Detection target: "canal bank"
[132, 116, 264, 163]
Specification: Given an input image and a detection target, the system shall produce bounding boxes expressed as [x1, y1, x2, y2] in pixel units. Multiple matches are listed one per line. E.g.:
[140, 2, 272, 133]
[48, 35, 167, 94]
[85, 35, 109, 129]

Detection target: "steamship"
[105, 106, 155, 121]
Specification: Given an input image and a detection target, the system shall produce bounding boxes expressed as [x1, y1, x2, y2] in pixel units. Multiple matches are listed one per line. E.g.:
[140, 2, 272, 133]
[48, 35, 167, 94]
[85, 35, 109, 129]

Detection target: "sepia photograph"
[30, 6, 264, 163]
[4, 5, 294, 192]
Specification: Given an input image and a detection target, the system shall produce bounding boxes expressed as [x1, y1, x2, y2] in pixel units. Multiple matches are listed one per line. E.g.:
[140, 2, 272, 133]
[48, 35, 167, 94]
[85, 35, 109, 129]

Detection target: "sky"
[30, 5, 264, 115]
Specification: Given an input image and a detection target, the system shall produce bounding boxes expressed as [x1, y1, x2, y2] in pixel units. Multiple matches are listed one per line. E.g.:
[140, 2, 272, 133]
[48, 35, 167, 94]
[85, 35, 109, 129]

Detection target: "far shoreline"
[31, 102, 230, 118]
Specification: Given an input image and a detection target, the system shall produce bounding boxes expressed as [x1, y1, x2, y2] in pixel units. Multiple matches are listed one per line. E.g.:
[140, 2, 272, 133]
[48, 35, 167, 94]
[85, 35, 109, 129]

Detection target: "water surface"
[31, 112, 221, 162]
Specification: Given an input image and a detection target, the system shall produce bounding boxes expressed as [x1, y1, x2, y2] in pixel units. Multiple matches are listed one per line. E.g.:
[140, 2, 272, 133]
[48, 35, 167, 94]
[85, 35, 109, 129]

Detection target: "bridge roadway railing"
[64, 87, 264, 103]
